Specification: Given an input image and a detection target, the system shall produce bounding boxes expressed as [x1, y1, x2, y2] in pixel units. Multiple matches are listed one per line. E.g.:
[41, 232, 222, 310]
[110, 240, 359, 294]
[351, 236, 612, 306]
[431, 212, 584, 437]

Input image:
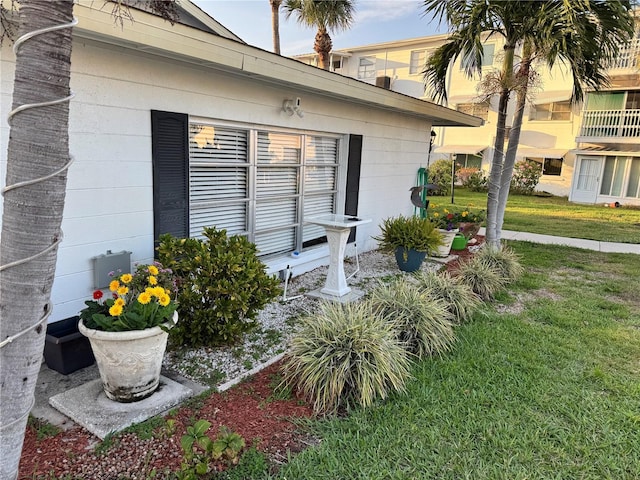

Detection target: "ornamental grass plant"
[413, 270, 481, 323]
[368, 279, 456, 358]
[282, 301, 412, 414]
[455, 256, 508, 301]
[79, 262, 178, 332]
[474, 244, 524, 283]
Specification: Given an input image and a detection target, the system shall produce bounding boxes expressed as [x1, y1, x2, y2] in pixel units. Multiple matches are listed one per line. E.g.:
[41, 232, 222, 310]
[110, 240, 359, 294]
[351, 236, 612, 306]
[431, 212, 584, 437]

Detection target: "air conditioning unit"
[375, 76, 391, 89]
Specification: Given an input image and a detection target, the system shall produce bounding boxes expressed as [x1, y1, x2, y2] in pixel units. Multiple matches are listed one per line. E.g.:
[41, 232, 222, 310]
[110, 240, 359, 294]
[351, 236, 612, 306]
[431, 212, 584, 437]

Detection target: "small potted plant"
[374, 215, 443, 272]
[428, 204, 486, 255]
[78, 262, 178, 402]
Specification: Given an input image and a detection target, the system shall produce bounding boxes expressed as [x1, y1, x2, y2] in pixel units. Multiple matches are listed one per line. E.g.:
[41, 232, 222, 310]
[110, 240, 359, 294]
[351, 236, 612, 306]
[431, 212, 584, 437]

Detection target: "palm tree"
[270, 0, 283, 54]
[284, 0, 355, 70]
[0, 2, 177, 477]
[422, 0, 635, 247]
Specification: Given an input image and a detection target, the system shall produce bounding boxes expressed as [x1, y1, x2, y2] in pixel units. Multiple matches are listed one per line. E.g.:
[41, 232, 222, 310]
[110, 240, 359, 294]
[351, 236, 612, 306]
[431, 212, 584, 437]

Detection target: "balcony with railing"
[609, 38, 640, 71]
[578, 109, 640, 143]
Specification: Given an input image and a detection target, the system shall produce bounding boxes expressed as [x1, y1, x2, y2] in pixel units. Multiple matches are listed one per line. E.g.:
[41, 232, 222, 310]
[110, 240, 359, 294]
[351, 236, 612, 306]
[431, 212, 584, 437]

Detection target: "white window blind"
[189, 124, 249, 238]
[188, 123, 341, 257]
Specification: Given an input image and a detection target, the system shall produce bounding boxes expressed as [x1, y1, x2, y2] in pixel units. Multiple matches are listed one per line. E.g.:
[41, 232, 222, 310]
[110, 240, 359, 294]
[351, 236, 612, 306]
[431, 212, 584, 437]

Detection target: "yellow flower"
[462, 211, 468, 217]
[117, 286, 129, 296]
[109, 304, 123, 316]
[148, 275, 158, 286]
[121, 273, 133, 284]
[138, 292, 152, 305]
[153, 286, 165, 297]
[158, 294, 171, 307]
[443, 209, 449, 214]
[148, 265, 159, 275]
[433, 212, 440, 218]
[109, 280, 120, 292]
[115, 298, 125, 307]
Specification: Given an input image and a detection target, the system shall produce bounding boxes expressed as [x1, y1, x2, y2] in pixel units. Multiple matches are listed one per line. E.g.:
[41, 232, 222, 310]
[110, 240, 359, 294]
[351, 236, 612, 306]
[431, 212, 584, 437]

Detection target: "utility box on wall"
[92, 250, 132, 289]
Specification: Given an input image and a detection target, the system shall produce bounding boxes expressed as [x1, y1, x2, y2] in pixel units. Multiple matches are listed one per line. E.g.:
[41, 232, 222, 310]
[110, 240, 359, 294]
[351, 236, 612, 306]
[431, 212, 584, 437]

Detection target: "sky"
[191, 0, 448, 56]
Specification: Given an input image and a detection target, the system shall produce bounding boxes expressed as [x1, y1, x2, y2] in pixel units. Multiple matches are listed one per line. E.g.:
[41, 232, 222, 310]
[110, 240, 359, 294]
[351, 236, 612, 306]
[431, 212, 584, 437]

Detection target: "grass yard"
[276, 242, 640, 479]
[433, 189, 640, 244]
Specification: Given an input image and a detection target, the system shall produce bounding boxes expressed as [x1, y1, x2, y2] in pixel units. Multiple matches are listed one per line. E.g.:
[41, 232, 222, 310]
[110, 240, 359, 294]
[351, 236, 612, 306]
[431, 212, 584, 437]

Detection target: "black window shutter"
[151, 110, 189, 245]
[345, 134, 363, 243]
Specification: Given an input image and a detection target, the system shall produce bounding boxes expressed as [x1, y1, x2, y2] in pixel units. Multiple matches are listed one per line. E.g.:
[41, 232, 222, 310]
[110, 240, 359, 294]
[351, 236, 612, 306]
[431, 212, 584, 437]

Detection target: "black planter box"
[44, 316, 95, 375]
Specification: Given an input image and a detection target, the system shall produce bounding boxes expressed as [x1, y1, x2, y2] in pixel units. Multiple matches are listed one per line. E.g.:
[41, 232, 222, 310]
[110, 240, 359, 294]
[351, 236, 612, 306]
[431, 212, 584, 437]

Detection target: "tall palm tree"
[422, 0, 635, 247]
[284, 0, 355, 70]
[270, 0, 283, 54]
[0, 2, 177, 477]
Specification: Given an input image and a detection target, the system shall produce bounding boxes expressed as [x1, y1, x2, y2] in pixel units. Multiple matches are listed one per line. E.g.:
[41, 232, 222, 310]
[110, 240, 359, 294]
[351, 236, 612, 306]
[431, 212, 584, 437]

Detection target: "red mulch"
[19, 360, 315, 479]
[445, 235, 484, 274]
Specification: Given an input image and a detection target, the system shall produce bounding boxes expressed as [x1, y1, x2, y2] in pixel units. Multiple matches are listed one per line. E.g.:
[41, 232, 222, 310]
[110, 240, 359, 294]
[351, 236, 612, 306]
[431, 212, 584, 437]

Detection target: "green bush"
[474, 244, 524, 284]
[510, 159, 542, 195]
[374, 215, 443, 255]
[460, 169, 488, 192]
[369, 279, 456, 358]
[455, 256, 508, 301]
[157, 227, 281, 347]
[427, 159, 453, 196]
[413, 271, 481, 323]
[282, 301, 411, 414]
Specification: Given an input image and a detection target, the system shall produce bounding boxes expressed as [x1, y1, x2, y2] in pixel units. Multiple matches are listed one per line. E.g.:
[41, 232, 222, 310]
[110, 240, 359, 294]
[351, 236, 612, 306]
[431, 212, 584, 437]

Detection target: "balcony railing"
[609, 38, 640, 70]
[579, 109, 640, 138]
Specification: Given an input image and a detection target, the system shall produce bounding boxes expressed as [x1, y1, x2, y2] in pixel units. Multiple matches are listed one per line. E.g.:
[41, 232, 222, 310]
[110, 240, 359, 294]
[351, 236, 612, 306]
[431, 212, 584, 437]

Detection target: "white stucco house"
[0, 1, 481, 323]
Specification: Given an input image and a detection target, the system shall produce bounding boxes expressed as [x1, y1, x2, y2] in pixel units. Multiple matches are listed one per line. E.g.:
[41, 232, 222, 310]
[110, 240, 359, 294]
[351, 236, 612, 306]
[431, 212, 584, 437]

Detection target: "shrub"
[413, 271, 481, 323]
[157, 227, 282, 347]
[455, 256, 508, 301]
[368, 279, 456, 358]
[374, 215, 443, 255]
[282, 301, 411, 414]
[461, 169, 488, 192]
[474, 244, 524, 284]
[427, 159, 453, 196]
[510, 159, 542, 195]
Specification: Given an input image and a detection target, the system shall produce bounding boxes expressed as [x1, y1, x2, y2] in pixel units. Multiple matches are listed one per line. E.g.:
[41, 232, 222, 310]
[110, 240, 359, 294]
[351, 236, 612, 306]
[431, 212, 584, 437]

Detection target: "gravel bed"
[163, 249, 445, 388]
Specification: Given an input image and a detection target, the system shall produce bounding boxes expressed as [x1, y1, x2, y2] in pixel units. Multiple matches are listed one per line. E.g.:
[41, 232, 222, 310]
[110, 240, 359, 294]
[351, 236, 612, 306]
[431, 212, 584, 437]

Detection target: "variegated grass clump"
[368, 279, 456, 358]
[455, 256, 508, 301]
[282, 301, 411, 414]
[413, 270, 481, 323]
[474, 244, 524, 283]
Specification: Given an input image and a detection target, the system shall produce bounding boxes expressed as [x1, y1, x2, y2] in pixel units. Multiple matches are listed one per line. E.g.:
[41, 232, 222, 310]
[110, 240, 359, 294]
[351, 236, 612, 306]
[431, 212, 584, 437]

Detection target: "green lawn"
[433, 189, 640, 244]
[275, 243, 640, 479]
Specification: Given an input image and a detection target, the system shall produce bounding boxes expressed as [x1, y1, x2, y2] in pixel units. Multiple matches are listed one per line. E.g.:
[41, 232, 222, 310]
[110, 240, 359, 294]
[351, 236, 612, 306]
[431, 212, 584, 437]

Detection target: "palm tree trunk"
[495, 50, 533, 239]
[485, 44, 515, 248]
[0, 1, 73, 478]
[270, 0, 282, 55]
[314, 27, 332, 70]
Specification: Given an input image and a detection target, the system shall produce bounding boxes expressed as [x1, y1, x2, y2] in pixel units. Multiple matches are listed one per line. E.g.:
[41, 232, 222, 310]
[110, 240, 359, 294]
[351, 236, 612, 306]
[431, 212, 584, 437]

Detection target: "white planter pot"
[78, 311, 177, 403]
[434, 229, 458, 257]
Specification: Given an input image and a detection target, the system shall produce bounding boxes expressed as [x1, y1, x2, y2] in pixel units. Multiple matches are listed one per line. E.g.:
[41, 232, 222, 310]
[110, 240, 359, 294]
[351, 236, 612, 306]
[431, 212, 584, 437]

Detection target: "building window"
[460, 44, 495, 70]
[627, 158, 640, 198]
[357, 56, 376, 79]
[530, 101, 572, 121]
[600, 156, 628, 196]
[409, 50, 426, 75]
[456, 154, 482, 170]
[526, 156, 563, 176]
[456, 102, 489, 121]
[189, 121, 341, 257]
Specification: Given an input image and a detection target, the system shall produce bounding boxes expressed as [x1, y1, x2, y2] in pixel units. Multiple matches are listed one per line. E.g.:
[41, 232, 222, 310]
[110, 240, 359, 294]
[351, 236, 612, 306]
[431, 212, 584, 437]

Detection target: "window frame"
[460, 43, 495, 70]
[529, 101, 572, 121]
[187, 118, 347, 258]
[357, 56, 377, 80]
[456, 101, 490, 122]
[409, 49, 426, 75]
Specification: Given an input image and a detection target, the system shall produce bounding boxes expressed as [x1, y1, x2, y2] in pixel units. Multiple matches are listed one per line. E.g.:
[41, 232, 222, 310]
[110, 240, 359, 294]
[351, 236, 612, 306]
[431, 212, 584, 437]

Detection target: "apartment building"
[294, 27, 640, 206]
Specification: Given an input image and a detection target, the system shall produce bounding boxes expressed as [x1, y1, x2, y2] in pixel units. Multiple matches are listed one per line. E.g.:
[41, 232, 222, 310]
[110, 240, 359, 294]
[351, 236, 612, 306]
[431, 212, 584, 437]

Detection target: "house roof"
[72, 1, 482, 128]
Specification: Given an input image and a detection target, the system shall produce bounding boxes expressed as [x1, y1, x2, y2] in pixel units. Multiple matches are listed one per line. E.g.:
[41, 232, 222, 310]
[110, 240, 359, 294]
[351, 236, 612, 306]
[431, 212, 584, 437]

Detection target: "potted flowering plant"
[78, 262, 179, 402]
[428, 204, 486, 256]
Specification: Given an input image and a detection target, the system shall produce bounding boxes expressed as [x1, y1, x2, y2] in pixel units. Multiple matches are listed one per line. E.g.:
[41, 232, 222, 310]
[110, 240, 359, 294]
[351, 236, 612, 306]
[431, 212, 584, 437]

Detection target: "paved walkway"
[479, 228, 640, 255]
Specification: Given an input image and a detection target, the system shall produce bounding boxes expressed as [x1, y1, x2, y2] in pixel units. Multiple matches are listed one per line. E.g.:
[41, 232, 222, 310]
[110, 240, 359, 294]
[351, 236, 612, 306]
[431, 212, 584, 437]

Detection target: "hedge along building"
[0, 0, 481, 324]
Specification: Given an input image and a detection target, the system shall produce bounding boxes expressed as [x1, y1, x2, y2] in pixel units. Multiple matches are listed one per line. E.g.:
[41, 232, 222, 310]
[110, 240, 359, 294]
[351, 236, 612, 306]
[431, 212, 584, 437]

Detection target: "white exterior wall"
[1, 38, 432, 322]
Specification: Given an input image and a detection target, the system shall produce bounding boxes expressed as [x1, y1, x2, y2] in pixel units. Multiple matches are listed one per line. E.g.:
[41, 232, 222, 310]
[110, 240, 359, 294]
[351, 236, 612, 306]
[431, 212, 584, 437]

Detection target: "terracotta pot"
[79, 312, 177, 403]
[459, 222, 481, 239]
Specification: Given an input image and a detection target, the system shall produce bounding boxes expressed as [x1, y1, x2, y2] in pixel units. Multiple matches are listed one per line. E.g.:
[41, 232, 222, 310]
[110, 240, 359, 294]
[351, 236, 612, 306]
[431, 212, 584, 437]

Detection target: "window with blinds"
[188, 122, 341, 257]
